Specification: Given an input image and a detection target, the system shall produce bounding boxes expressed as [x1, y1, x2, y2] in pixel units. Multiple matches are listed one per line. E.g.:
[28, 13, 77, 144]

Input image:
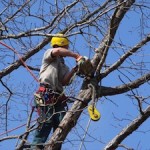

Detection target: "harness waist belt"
[40, 83, 52, 89]
[40, 83, 62, 94]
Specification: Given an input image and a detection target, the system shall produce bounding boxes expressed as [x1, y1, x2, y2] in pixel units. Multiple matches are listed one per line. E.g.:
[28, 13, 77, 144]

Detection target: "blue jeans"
[32, 104, 66, 149]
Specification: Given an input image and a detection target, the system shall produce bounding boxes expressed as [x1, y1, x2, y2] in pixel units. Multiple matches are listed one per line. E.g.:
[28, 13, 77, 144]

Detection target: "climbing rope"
[88, 83, 101, 121]
[79, 118, 91, 150]
[0, 41, 40, 136]
[79, 83, 101, 150]
[0, 41, 39, 82]
[0, 118, 37, 137]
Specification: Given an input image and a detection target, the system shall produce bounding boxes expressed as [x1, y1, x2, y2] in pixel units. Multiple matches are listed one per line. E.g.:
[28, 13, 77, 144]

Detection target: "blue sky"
[0, 1, 150, 150]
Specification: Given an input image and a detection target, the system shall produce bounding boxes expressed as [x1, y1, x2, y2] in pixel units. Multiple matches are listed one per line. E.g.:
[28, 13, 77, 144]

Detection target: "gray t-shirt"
[39, 49, 69, 92]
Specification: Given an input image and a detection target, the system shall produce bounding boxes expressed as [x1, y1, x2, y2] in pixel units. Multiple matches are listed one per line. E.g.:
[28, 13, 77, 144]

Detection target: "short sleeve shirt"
[39, 49, 69, 92]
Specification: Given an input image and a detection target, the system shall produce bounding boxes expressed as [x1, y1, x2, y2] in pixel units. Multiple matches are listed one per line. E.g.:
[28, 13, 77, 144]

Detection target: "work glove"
[76, 56, 93, 77]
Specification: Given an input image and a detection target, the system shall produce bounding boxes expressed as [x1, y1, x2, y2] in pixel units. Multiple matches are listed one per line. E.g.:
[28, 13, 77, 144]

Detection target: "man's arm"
[51, 47, 81, 60]
[51, 47, 83, 85]
[61, 66, 78, 86]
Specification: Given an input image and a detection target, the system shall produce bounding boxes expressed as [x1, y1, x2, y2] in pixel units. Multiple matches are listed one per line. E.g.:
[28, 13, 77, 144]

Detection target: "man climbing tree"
[32, 33, 83, 149]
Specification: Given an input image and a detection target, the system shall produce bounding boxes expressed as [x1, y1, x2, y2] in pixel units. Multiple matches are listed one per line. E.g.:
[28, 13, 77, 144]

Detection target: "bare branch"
[92, 0, 135, 74]
[100, 34, 150, 79]
[16, 108, 34, 150]
[97, 72, 150, 96]
[104, 105, 150, 150]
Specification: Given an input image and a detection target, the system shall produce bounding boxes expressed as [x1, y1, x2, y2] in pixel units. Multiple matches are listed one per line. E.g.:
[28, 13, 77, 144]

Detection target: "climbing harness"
[34, 87, 60, 107]
[34, 84, 68, 106]
[88, 84, 101, 121]
[34, 83, 68, 124]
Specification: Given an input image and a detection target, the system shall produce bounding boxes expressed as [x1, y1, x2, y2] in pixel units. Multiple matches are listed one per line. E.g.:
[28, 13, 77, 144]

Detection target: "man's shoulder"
[45, 48, 53, 52]
[44, 48, 54, 56]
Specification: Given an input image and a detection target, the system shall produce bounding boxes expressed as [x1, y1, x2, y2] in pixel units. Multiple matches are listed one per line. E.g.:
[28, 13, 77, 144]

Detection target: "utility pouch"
[34, 93, 46, 107]
[34, 85, 68, 107]
[34, 92, 59, 107]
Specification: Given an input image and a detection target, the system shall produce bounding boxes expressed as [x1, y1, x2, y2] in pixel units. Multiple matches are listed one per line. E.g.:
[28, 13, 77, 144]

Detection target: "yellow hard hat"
[51, 33, 69, 47]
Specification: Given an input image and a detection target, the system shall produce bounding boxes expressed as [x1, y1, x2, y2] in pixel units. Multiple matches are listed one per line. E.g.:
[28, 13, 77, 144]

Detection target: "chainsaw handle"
[76, 55, 83, 62]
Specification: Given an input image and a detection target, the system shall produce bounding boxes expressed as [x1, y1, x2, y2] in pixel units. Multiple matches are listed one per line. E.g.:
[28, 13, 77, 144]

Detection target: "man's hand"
[76, 55, 83, 62]
[76, 56, 88, 67]
[76, 56, 94, 77]
[72, 65, 78, 73]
